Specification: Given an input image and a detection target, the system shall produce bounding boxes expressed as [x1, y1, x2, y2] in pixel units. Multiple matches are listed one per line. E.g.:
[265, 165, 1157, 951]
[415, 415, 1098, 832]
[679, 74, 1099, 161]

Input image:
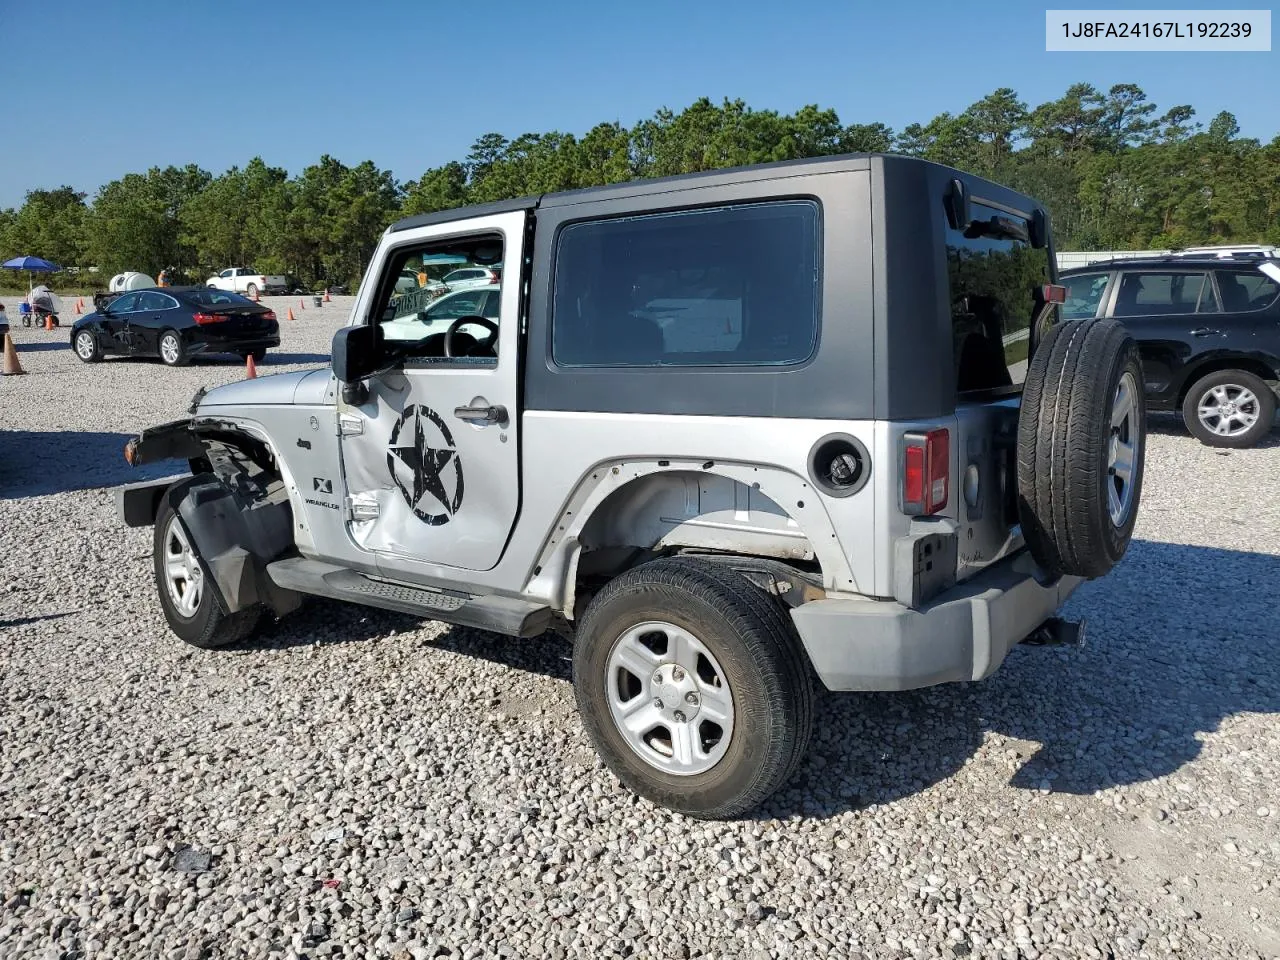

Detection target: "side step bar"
[267, 557, 552, 638]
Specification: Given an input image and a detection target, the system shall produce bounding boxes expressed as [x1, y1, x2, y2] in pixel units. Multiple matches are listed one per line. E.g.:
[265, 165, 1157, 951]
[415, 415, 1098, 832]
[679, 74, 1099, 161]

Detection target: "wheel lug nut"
[653, 698, 664, 709]
[671, 667, 685, 681]
[684, 692, 698, 705]
[673, 710, 686, 723]
[653, 671, 663, 684]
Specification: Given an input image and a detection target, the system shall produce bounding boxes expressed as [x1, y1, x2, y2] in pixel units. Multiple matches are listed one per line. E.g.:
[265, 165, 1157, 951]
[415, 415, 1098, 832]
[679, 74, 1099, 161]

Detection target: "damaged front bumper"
[122, 418, 204, 467]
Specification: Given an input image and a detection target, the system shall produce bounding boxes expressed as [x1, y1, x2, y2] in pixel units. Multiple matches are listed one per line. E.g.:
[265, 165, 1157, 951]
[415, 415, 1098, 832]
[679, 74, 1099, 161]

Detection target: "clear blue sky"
[2, 0, 1275, 208]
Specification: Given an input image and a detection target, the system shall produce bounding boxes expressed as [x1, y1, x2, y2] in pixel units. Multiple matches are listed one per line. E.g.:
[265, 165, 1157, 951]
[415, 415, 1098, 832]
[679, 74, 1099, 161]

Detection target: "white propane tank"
[110, 271, 156, 292]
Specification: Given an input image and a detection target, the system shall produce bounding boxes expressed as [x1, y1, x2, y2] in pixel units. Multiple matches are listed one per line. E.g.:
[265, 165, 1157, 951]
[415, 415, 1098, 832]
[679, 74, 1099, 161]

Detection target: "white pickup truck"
[205, 267, 287, 297]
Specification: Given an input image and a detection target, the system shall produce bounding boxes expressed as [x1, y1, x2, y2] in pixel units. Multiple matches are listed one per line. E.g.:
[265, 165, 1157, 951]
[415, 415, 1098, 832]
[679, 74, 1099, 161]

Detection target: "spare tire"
[1017, 318, 1145, 579]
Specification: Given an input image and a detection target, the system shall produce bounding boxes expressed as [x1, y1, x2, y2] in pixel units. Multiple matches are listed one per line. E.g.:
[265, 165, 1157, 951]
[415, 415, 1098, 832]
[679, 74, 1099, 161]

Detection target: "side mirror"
[331, 324, 385, 384]
[944, 178, 971, 231]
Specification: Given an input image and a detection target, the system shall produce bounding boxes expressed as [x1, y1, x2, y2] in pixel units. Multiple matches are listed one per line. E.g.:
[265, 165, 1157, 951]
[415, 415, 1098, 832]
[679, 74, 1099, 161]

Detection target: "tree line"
[2, 83, 1278, 292]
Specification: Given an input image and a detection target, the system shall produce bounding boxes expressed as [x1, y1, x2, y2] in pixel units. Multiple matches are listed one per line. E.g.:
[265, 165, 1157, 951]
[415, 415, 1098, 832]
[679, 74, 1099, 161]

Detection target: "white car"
[440, 266, 501, 291]
[382, 286, 501, 342]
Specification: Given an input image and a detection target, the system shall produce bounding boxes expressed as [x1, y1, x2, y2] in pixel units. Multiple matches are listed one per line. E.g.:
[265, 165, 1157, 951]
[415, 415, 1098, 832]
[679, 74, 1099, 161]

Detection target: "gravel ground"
[2, 298, 1279, 960]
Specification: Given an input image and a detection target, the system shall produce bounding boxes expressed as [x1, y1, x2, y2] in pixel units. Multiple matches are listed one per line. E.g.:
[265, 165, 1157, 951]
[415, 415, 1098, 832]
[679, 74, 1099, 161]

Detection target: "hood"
[198, 369, 329, 409]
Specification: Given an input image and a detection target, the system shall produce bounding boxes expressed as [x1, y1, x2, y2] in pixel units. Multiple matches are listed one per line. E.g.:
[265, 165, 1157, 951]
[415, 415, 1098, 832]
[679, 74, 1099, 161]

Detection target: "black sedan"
[71, 287, 280, 367]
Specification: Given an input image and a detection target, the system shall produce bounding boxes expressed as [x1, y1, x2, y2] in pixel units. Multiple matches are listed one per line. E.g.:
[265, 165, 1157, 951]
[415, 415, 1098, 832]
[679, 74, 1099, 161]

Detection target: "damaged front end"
[115, 413, 302, 619]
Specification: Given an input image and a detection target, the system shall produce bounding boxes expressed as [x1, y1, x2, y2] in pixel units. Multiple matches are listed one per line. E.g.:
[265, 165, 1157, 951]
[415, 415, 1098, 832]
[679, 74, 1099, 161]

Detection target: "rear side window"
[945, 201, 1050, 395]
[1063, 272, 1109, 320]
[1217, 269, 1280, 311]
[552, 200, 820, 367]
[1113, 272, 1211, 316]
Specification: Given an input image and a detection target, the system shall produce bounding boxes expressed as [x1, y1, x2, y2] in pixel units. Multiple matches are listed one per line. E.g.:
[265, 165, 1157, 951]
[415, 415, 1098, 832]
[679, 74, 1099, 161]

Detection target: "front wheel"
[158, 330, 187, 366]
[153, 497, 260, 649]
[573, 557, 813, 819]
[73, 329, 102, 363]
[1182, 369, 1276, 448]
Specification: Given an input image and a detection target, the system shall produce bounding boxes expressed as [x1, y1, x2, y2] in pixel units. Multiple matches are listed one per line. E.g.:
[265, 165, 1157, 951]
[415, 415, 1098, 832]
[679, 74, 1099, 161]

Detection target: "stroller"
[21, 285, 63, 327]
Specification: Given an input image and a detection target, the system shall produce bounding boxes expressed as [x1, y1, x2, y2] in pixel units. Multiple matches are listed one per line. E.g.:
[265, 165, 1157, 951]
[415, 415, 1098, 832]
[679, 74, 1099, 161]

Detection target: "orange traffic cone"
[286, 307, 295, 321]
[2, 333, 27, 376]
[78, 297, 85, 311]
[43, 315, 54, 331]
[75, 300, 82, 315]
[323, 288, 331, 303]
[245, 354, 258, 379]
[253, 289, 261, 302]
[299, 297, 305, 311]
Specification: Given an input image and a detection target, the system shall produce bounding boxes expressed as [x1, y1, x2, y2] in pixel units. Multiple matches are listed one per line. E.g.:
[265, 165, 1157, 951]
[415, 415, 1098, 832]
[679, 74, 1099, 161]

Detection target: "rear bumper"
[791, 551, 1082, 692]
[188, 335, 280, 354]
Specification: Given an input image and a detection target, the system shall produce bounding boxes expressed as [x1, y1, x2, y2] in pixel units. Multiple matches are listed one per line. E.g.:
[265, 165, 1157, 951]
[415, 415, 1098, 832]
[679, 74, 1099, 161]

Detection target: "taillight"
[192, 312, 223, 325]
[1040, 283, 1066, 303]
[488, 274, 499, 284]
[902, 429, 950, 516]
[263, 310, 276, 321]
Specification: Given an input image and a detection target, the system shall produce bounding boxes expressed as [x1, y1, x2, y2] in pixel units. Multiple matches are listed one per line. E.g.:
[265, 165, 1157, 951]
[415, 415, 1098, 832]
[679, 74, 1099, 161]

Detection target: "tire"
[1181, 369, 1276, 449]
[153, 497, 260, 649]
[158, 330, 187, 367]
[73, 329, 102, 363]
[1017, 318, 1146, 580]
[246, 283, 258, 298]
[573, 557, 813, 819]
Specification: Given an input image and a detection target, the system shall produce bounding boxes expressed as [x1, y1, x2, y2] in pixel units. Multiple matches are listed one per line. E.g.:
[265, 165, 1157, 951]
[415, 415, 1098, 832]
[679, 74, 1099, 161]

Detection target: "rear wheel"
[73, 329, 101, 363]
[153, 498, 260, 649]
[1182, 369, 1276, 448]
[245, 283, 258, 298]
[1017, 318, 1146, 579]
[573, 557, 813, 819]
[158, 330, 187, 367]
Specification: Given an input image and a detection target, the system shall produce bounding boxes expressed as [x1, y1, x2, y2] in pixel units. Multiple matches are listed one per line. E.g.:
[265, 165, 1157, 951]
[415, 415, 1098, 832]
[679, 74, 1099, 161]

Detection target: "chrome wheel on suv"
[1197, 383, 1261, 438]
[1182, 369, 1276, 449]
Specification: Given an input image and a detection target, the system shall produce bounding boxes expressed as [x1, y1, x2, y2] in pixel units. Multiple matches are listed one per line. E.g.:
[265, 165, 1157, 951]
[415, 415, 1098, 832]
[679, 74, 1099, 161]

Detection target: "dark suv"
[1060, 255, 1280, 447]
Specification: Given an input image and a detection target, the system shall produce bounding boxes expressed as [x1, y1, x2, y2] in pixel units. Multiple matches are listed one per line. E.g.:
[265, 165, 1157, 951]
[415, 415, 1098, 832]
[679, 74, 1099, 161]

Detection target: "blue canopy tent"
[3, 255, 61, 293]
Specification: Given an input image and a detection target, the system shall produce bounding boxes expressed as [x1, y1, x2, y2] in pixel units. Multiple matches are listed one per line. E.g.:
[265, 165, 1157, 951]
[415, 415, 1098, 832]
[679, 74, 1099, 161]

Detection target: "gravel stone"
[1, 306, 1279, 958]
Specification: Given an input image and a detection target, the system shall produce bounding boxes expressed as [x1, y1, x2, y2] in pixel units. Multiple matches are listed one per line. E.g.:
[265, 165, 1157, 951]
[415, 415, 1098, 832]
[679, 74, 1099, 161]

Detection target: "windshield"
[945, 201, 1051, 396]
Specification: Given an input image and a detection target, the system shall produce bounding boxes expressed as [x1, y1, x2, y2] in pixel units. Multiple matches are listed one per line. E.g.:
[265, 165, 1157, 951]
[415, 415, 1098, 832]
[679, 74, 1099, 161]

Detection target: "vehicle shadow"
[0, 430, 181, 500]
[758, 538, 1280, 819]
[267, 538, 1280, 821]
[8, 340, 68, 353]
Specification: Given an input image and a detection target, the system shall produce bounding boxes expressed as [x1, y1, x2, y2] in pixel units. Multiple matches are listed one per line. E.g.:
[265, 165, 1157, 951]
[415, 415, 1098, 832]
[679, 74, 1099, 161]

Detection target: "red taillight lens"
[1041, 283, 1067, 303]
[488, 274, 499, 284]
[902, 428, 950, 516]
[263, 310, 276, 321]
[192, 312, 223, 325]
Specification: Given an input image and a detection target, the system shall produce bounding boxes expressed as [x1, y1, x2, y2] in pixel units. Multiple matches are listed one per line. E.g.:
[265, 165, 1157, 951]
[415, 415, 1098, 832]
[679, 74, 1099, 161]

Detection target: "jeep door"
[337, 213, 524, 575]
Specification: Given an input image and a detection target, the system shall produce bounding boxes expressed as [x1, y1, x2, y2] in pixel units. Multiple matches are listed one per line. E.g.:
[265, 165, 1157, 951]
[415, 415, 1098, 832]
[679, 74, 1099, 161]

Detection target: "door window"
[110, 293, 141, 313]
[374, 235, 504, 363]
[1112, 272, 1208, 317]
[1216, 270, 1280, 311]
[1062, 272, 1109, 320]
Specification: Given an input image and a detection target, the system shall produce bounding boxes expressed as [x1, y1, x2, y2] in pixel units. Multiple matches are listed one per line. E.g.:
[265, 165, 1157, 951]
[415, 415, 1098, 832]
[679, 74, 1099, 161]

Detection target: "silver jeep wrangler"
[118, 154, 1146, 818]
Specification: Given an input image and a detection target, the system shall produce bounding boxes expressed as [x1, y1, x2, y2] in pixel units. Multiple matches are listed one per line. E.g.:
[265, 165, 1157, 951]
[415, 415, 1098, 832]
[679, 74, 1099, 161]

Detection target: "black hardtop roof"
[388, 152, 1036, 233]
[1061, 255, 1274, 273]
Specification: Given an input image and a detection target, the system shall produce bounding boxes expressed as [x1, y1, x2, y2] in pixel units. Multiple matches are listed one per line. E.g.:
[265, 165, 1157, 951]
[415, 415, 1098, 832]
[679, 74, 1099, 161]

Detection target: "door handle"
[454, 403, 508, 427]
[1191, 327, 1220, 337]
